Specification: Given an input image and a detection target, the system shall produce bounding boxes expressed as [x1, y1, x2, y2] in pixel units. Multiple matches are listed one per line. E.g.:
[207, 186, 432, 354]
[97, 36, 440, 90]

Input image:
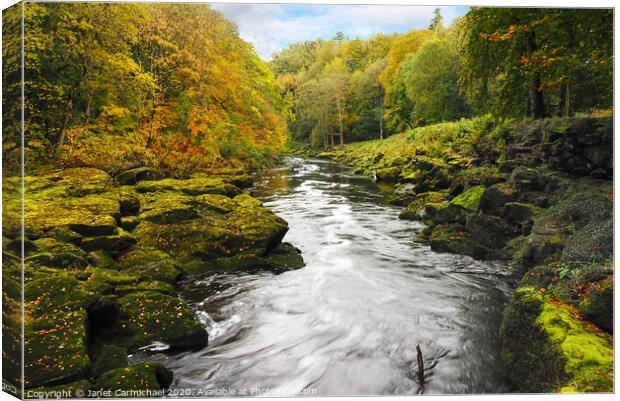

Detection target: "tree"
[399, 37, 470, 124]
[429, 8, 443, 31]
[458, 8, 612, 119]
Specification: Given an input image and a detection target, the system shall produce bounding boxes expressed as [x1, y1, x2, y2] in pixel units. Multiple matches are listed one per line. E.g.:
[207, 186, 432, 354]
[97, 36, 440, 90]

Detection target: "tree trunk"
[530, 74, 545, 119]
[559, 82, 570, 117]
[57, 97, 73, 148]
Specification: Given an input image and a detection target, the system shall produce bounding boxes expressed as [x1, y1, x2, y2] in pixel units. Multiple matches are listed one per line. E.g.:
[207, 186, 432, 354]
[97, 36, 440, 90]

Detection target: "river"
[142, 157, 515, 395]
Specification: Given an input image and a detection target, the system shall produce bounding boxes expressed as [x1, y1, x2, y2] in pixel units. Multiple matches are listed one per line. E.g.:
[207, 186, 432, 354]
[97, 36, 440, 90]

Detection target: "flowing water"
[145, 157, 516, 395]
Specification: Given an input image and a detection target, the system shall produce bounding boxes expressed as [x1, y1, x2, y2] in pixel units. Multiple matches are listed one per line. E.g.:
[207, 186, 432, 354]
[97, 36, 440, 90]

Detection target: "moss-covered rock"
[135, 177, 241, 197]
[399, 191, 448, 220]
[579, 278, 613, 333]
[115, 167, 165, 186]
[509, 234, 565, 270]
[116, 247, 181, 284]
[479, 182, 518, 216]
[119, 216, 140, 231]
[24, 272, 105, 388]
[190, 242, 305, 274]
[26, 238, 88, 269]
[89, 343, 128, 378]
[116, 291, 207, 351]
[375, 166, 400, 183]
[428, 224, 491, 259]
[466, 213, 519, 249]
[134, 194, 288, 269]
[94, 362, 173, 392]
[501, 286, 613, 393]
[449, 185, 485, 212]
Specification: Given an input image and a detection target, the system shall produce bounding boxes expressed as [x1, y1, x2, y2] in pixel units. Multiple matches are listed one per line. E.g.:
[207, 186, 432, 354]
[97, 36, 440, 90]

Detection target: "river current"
[142, 157, 514, 395]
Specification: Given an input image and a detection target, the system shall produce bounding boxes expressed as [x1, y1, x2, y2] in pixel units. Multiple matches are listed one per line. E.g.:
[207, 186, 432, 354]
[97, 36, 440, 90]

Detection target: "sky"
[211, 4, 470, 59]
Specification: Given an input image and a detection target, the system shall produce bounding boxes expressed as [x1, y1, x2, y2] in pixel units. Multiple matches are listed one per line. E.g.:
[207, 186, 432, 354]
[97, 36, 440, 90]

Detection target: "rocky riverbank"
[318, 116, 613, 392]
[2, 166, 304, 394]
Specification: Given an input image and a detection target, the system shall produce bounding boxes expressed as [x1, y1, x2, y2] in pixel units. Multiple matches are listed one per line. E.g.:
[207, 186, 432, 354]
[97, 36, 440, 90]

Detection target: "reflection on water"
[158, 157, 514, 395]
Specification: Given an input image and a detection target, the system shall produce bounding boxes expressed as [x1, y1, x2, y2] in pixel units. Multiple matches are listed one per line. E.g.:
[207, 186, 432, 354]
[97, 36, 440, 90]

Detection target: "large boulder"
[466, 213, 519, 249]
[134, 194, 289, 270]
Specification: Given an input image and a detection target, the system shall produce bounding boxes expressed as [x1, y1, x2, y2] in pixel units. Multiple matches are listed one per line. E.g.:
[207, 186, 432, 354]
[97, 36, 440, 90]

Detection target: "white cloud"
[210, 4, 467, 59]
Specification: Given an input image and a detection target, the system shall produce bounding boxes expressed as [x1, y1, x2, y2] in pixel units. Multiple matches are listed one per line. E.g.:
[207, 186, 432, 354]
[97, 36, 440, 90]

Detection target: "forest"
[1, 3, 615, 397]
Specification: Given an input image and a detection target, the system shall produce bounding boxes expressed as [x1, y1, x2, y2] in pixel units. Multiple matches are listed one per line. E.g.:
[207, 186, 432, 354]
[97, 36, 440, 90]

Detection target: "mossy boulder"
[509, 234, 565, 270]
[501, 286, 613, 393]
[504, 202, 541, 225]
[399, 191, 448, 220]
[426, 185, 485, 225]
[466, 213, 519, 249]
[23, 272, 106, 388]
[375, 166, 401, 183]
[428, 224, 491, 259]
[89, 343, 128, 378]
[94, 362, 173, 392]
[115, 167, 165, 186]
[134, 194, 288, 271]
[449, 185, 485, 212]
[479, 182, 518, 216]
[26, 238, 88, 269]
[191, 242, 304, 274]
[116, 291, 207, 351]
[579, 278, 613, 333]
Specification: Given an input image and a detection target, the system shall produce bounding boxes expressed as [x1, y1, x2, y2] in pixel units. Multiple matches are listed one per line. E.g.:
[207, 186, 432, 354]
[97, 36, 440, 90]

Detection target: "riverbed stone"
[116, 291, 208, 351]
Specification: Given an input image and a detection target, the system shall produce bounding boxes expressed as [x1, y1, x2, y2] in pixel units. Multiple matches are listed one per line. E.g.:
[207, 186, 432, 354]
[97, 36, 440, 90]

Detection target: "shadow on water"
[142, 157, 516, 395]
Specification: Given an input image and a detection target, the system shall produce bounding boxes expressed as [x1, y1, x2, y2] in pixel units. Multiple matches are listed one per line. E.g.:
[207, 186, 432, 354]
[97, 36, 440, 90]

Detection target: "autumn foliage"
[3, 3, 289, 174]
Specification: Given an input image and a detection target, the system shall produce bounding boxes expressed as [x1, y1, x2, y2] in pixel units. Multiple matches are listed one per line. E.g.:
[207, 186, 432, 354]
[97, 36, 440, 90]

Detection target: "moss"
[537, 296, 613, 392]
[501, 286, 613, 393]
[23, 272, 106, 388]
[134, 194, 288, 267]
[375, 166, 400, 183]
[116, 291, 207, 351]
[94, 362, 173, 392]
[449, 185, 485, 212]
[117, 247, 181, 284]
[27, 238, 88, 269]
